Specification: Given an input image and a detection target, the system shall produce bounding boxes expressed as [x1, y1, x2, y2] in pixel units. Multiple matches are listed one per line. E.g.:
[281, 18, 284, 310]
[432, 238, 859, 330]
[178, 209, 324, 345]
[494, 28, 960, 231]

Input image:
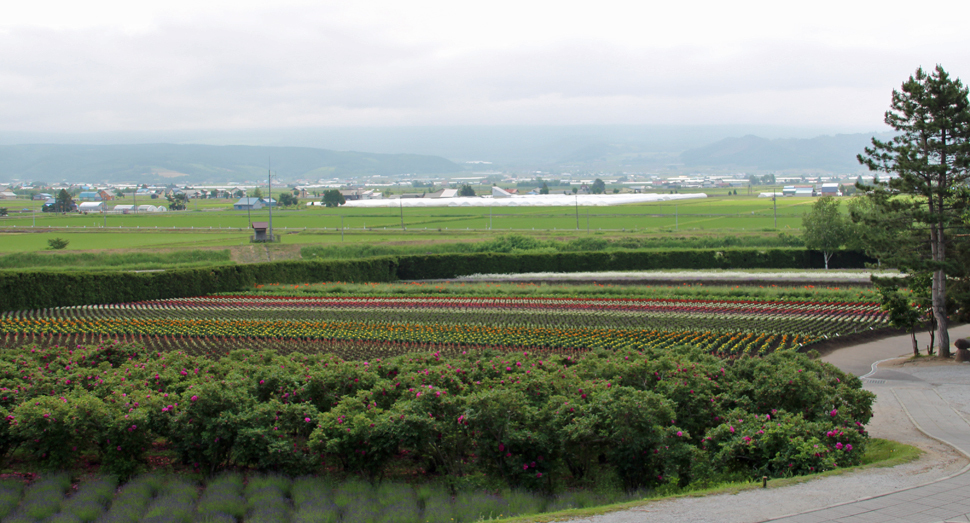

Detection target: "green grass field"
[0, 195, 825, 252]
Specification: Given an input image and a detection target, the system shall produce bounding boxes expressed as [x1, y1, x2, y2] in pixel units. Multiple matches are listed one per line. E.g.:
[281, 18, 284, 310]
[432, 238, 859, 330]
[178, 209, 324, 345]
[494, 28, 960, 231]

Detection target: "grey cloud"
[0, 13, 967, 132]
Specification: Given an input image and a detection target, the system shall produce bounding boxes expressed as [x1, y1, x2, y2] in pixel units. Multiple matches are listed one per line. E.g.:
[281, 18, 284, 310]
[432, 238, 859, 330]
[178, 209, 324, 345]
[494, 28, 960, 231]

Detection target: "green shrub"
[9, 392, 109, 469]
[47, 238, 69, 250]
[0, 344, 873, 489]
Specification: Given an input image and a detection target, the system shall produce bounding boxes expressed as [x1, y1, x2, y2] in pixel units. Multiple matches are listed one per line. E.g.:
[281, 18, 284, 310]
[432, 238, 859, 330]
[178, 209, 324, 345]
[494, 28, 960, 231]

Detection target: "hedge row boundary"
[0, 249, 874, 312]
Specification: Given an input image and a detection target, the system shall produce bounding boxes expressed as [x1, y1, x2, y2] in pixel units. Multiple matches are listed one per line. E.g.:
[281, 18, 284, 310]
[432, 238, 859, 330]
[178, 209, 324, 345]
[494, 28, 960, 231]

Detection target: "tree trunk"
[933, 269, 950, 358]
[823, 251, 830, 270]
[911, 331, 918, 357]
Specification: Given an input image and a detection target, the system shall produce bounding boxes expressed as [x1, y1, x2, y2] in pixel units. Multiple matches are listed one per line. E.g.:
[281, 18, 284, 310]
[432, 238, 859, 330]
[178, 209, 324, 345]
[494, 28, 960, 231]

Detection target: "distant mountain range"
[679, 133, 889, 172]
[0, 129, 892, 182]
[0, 144, 460, 184]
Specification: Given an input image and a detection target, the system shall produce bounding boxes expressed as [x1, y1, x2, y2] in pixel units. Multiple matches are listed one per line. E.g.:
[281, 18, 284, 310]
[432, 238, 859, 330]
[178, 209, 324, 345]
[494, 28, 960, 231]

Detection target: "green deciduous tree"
[322, 190, 346, 208]
[857, 65, 970, 357]
[458, 184, 476, 197]
[591, 179, 606, 194]
[277, 193, 297, 207]
[801, 197, 849, 270]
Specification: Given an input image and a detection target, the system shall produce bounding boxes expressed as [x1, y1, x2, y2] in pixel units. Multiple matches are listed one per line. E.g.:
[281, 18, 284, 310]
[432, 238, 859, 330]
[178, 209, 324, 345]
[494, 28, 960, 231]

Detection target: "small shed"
[252, 221, 270, 241]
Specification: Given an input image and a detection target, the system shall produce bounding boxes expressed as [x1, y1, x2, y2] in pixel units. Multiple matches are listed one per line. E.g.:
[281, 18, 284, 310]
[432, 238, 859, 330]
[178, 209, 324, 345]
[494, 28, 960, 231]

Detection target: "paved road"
[766, 325, 970, 523]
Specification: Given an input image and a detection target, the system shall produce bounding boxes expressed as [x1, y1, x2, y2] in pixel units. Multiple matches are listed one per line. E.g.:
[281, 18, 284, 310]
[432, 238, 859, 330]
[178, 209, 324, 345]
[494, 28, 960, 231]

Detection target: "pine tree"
[857, 65, 970, 358]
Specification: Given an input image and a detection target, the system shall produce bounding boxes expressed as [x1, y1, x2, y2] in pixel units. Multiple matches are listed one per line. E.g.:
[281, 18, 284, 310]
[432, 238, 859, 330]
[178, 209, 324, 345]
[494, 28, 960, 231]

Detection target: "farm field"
[0, 282, 887, 358]
[0, 281, 883, 518]
[0, 196, 826, 255]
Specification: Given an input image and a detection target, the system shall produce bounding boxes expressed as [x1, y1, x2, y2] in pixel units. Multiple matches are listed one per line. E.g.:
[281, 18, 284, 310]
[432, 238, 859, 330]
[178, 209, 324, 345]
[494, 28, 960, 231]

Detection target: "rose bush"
[0, 342, 873, 489]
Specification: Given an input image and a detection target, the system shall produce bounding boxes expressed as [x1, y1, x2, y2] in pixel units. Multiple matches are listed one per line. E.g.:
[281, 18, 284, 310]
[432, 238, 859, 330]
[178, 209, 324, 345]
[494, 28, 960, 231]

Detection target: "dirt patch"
[229, 244, 303, 264]
[882, 355, 968, 369]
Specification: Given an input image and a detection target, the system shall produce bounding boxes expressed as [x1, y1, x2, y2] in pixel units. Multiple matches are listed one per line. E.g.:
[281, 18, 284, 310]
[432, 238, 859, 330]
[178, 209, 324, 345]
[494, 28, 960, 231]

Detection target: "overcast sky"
[1, 0, 968, 134]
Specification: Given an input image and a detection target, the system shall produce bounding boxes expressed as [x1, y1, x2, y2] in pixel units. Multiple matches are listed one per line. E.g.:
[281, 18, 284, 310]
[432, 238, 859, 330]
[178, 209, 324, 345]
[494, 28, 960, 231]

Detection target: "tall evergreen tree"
[857, 65, 970, 358]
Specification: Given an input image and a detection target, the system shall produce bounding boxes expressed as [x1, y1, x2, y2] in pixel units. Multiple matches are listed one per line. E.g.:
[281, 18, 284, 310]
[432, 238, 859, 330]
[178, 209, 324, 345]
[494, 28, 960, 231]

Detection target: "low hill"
[680, 134, 887, 171]
[0, 143, 460, 183]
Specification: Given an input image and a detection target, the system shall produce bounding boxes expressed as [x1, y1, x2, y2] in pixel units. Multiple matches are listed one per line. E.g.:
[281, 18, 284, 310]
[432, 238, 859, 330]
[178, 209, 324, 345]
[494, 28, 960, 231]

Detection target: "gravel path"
[566, 325, 970, 523]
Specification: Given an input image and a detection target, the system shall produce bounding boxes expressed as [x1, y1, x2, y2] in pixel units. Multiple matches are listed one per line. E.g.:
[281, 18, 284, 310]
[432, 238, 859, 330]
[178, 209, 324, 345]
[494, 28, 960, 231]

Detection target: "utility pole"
[489, 203, 492, 230]
[102, 192, 106, 228]
[246, 187, 252, 229]
[675, 203, 678, 231]
[340, 215, 344, 242]
[586, 209, 589, 234]
[575, 194, 579, 230]
[267, 159, 274, 242]
[399, 198, 405, 230]
[773, 189, 777, 228]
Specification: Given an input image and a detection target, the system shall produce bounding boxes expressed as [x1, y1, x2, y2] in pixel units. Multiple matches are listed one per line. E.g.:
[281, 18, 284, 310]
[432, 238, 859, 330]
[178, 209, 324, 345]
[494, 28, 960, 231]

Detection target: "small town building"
[0, 191, 18, 200]
[78, 191, 101, 201]
[32, 193, 53, 200]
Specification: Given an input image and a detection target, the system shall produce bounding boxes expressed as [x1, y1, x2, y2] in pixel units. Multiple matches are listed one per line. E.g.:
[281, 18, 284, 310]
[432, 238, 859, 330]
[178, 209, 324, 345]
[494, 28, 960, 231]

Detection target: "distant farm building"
[78, 202, 104, 212]
[0, 191, 18, 200]
[113, 205, 135, 213]
[819, 183, 841, 196]
[782, 185, 815, 197]
[234, 198, 264, 211]
[32, 193, 53, 201]
[78, 192, 102, 201]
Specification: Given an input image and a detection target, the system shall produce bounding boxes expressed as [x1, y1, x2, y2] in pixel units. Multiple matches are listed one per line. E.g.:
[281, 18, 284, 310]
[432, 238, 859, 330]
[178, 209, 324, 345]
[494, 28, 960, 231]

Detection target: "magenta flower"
[830, 409, 838, 417]
[305, 417, 311, 423]
[835, 442, 843, 450]
[190, 395, 198, 401]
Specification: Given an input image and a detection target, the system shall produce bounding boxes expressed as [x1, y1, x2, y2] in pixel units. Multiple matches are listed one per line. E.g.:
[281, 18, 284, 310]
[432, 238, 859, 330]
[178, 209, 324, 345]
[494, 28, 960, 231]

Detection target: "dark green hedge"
[0, 249, 872, 312]
[0, 258, 398, 312]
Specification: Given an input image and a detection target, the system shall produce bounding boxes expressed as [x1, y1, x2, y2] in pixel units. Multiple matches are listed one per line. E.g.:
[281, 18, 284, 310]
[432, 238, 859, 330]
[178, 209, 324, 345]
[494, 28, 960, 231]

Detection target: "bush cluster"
[0, 343, 872, 489]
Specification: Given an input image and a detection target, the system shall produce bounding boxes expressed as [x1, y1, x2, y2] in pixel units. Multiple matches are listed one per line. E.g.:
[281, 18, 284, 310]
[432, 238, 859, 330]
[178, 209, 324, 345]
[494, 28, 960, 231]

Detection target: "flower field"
[0, 294, 887, 358]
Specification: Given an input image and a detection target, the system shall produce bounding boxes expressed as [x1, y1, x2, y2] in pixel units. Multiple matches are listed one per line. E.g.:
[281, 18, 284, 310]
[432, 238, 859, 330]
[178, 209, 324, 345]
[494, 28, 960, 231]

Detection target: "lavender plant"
[95, 473, 164, 523]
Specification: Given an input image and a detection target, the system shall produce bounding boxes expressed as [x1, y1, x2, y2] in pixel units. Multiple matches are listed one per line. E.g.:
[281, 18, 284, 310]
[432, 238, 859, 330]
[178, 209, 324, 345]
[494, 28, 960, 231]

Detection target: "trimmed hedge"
[0, 249, 873, 312]
[0, 258, 398, 312]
